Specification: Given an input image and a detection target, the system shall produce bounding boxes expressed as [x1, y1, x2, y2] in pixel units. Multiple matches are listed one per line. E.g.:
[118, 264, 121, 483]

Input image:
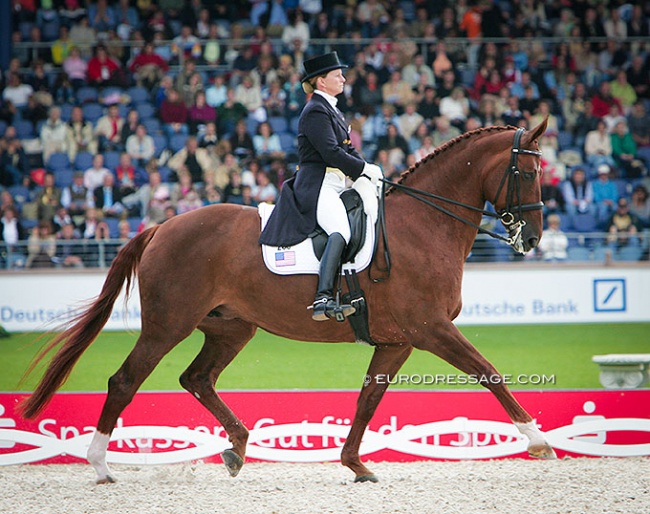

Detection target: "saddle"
[309, 189, 367, 264]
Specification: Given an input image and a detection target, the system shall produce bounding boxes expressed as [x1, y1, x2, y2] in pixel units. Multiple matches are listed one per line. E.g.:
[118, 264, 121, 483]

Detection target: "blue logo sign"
[593, 279, 626, 312]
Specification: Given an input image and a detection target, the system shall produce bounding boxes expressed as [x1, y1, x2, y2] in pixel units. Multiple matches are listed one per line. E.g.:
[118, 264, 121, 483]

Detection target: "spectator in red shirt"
[159, 88, 189, 139]
[128, 41, 169, 89]
[87, 44, 124, 88]
[591, 80, 623, 119]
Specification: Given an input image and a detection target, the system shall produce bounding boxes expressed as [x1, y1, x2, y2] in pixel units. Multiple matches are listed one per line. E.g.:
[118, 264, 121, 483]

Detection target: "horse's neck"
[386, 145, 486, 255]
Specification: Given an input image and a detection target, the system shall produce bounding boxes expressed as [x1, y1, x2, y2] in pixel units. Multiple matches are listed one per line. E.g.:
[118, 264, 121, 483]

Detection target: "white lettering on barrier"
[1, 417, 649, 465]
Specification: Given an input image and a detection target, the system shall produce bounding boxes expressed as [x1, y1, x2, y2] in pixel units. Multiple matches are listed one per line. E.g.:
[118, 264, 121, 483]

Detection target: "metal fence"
[1, 231, 647, 272]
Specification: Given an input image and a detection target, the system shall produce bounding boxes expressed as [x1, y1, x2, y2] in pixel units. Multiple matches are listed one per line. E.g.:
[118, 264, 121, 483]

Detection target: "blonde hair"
[302, 77, 318, 94]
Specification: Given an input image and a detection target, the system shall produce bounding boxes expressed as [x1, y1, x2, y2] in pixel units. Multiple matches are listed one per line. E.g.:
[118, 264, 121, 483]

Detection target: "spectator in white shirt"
[84, 154, 112, 191]
[125, 123, 155, 167]
[537, 214, 569, 261]
[40, 106, 69, 163]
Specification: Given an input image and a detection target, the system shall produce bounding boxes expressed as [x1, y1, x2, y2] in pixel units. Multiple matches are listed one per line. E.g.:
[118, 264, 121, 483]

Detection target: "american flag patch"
[275, 251, 296, 267]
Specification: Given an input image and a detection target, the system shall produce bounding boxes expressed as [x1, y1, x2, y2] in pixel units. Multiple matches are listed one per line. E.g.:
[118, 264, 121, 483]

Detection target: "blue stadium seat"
[77, 86, 99, 104]
[127, 86, 150, 104]
[142, 117, 161, 135]
[82, 102, 104, 123]
[617, 246, 642, 262]
[0, 120, 7, 136]
[74, 152, 94, 171]
[104, 217, 120, 238]
[268, 116, 288, 134]
[127, 217, 142, 233]
[158, 166, 172, 182]
[571, 213, 598, 232]
[246, 116, 259, 136]
[289, 116, 300, 135]
[60, 103, 74, 122]
[567, 246, 591, 262]
[279, 132, 297, 153]
[169, 133, 188, 153]
[103, 151, 121, 171]
[14, 120, 34, 139]
[54, 169, 75, 188]
[557, 131, 574, 150]
[152, 134, 168, 157]
[592, 246, 612, 262]
[135, 102, 156, 120]
[47, 152, 71, 172]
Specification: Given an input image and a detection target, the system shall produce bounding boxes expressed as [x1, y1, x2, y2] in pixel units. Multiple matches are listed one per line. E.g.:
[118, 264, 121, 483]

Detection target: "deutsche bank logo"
[593, 279, 626, 312]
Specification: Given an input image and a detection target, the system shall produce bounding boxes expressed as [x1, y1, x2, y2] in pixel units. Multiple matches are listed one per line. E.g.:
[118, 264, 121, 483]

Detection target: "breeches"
[316, 172, 350, 244]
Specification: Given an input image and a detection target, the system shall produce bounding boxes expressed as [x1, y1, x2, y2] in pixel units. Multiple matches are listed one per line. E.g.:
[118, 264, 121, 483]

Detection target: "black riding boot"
[311, 232, 355, 322]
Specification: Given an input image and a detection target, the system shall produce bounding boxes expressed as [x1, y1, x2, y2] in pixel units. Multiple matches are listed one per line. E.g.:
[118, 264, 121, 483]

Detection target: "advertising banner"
[2, 268, 649, 332]
[0, 390, 648, 466]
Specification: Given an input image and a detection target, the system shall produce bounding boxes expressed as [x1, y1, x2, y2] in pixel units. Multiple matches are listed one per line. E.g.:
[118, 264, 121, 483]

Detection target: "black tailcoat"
[259, 94, 365, 247]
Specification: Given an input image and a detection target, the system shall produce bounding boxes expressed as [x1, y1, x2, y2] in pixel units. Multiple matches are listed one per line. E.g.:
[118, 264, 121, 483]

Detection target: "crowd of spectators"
[1, 0, 650, 268]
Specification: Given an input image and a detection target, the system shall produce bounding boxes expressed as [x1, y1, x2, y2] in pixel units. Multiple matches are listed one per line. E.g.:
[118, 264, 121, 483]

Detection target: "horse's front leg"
[410, 321, 556, 459]
[341, 342, 413, 482]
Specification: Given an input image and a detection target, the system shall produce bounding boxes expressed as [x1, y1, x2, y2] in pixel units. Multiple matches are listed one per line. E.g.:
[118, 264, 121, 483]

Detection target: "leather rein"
[369, 128, 544, 282]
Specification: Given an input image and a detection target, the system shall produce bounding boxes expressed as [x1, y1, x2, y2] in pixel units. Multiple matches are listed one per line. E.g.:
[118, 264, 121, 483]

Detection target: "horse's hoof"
[221, 449, 244, 477]
[95, 475, 116, 485]
[354, 474, 378, 483]
[528, 443, 557, 459]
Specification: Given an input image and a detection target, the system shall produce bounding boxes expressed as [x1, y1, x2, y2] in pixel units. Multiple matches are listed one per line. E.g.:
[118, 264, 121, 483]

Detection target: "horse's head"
[486, 119, 547, 253]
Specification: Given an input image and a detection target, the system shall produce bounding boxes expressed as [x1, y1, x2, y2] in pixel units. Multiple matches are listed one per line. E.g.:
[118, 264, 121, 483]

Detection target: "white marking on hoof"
[87, 431, 115, 484]
[515, 420, 556, 458]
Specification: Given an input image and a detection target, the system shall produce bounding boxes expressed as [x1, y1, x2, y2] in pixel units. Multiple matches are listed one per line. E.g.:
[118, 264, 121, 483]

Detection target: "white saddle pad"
[259, 202, 376, 276]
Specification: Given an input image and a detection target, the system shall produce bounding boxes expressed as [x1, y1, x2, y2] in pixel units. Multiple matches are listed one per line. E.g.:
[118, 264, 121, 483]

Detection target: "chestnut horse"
[21, 120, 555, 484]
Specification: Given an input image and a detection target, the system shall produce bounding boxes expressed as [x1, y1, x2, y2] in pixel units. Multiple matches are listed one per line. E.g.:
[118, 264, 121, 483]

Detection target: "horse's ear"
[524, 116, 548, 146]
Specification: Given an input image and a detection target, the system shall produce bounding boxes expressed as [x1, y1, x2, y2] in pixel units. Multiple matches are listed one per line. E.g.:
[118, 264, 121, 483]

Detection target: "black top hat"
[301, 52, 348, 83]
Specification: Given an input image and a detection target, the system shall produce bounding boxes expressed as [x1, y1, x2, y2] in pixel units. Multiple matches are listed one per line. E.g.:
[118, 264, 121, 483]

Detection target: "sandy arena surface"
[0, 458, 648, 514]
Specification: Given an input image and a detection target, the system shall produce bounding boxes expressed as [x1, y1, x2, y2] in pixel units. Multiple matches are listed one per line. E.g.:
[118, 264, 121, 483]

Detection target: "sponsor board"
[0, 391, 648, 465]
[1, 268, 649, 331]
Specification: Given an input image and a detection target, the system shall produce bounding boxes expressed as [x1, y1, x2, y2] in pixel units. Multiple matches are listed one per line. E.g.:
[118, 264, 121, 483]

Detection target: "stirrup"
[309, 297, 356, 322]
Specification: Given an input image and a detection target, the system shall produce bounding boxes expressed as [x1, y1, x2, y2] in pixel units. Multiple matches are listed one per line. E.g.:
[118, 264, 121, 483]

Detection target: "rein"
[369, 128, 543, 282]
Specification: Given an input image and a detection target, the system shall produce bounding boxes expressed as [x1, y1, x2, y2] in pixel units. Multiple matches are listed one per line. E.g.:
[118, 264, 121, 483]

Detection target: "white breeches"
[317, 172, 351, 244]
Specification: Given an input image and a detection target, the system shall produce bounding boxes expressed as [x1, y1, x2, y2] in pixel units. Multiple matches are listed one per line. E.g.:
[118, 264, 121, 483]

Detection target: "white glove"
[362, 162, 383, 184]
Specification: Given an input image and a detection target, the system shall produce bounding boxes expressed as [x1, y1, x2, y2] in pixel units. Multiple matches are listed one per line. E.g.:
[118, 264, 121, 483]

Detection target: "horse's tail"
[19, 225, 161, 419]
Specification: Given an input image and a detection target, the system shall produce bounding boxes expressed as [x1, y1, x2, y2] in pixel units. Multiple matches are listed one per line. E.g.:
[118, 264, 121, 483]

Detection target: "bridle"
[370, 127, 543, 281]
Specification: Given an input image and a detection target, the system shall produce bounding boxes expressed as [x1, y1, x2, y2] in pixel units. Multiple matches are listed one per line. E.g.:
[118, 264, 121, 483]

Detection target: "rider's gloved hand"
[361, 163, 383, 185]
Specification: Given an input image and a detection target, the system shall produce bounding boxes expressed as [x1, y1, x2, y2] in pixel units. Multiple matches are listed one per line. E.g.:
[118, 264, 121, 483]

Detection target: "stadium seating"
[54, 168, 75, 188]
[47, 152, 71, 172]
[143, 117, 161, 135]
[76, 86, 99, 104]
[617, 246, 642, 262]
[567, 246, 591, 261]
[103, 151, 121, 171]
[135, 102, 156, 120]
[268, 116, 288, 134]
[127, 86, 150, 104]
[570, 213, 598, 233]
[74, 152, 94, 171]
[169, 133, 188, 153]
[82, 103, 104, 123]
[152, 134, 168, 157]
[14, 120, 34, 139]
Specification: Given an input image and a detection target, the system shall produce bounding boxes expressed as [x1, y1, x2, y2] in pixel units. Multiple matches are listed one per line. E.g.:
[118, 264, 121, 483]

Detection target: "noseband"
[371, 128, 543, 280]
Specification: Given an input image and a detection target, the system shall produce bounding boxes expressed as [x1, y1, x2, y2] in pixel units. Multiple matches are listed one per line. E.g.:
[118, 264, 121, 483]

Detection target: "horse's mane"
[386, 125, 517, 195]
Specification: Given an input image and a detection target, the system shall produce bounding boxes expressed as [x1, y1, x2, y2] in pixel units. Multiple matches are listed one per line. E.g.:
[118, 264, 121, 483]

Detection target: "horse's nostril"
[528, 237, 539, 249]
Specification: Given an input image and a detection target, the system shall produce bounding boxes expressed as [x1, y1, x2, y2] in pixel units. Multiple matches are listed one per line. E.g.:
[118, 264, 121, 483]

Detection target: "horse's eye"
[522, 170, 536, 181]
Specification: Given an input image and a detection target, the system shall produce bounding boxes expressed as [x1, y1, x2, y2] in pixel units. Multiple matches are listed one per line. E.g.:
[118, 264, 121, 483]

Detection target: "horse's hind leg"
[411, 322, 556, 459]
[180, 319, 256, 478]
[341, 342, 413, 482]
[88, 330, 189, 483]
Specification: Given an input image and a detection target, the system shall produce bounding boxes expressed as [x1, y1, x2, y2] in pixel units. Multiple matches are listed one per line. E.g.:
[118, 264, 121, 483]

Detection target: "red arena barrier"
[0, 390, 648, 465]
